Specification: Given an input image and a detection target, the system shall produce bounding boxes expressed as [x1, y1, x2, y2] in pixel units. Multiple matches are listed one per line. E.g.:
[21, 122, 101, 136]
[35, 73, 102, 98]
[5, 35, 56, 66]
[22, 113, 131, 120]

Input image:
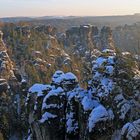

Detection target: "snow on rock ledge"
[39, 112, 57, 123]
[121, 119, 140, 140]
[82, 96, 99, 111]
[28, 83, 52, 97]
[88, 105, 108, 132]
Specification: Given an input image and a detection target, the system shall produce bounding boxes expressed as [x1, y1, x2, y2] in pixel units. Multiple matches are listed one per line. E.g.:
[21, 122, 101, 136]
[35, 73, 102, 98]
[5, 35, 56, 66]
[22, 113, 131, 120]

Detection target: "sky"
[1, 0, 140, 17]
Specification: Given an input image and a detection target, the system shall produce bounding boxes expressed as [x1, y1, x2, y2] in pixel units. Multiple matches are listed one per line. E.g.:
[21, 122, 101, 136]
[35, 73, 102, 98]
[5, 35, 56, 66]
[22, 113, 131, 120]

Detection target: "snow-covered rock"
[28, 83, 52, 97]
[121, 119, 140, 140]
[88, 105, 108, 132]
[39, 112, 57, 123]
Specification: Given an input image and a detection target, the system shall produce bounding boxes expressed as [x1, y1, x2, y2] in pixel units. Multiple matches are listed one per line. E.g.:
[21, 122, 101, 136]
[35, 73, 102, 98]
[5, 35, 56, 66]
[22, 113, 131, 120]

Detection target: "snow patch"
[39, 112, 57, 123]
[28, 84, 51, 96]
[82, 96, 99, 111]
[121, 119, 140, 140]
[88, 105, 108, 132]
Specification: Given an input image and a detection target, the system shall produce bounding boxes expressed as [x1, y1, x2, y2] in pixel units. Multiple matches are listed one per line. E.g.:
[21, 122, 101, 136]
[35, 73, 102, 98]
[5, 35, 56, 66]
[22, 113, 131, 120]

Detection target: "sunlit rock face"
[0, 31, 5, 51]
[0, 31, 14, 139]
[0, 31, 28, 140]
[0, 30, 14, 80]
[0, 30, 21, 93]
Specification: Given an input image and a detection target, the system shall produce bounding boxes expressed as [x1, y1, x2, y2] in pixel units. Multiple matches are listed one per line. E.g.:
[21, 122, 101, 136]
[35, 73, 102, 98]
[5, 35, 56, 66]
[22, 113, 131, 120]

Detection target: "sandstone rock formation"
[26, 48, 140, 140]
[0, 24, 139, 140]
[0, 30, 28, 140]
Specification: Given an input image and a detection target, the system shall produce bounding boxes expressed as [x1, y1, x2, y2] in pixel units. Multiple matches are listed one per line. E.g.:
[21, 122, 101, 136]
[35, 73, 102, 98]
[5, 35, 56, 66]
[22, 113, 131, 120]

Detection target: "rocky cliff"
[1, 24, 115, 88]
[59, 25, 115, 55]
[26, 49, 140, 140]
[0, 24, 139, 140]
[0, 30, 28, 140]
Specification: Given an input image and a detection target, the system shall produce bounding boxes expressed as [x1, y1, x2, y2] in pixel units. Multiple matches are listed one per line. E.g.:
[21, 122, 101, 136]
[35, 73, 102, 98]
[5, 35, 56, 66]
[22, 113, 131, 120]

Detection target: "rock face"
[100, 26, 115, 50]
[0, 24, 140, 140]
[121, 119, 140, 140]
[59, 25, 115, 56]
[26, 48, 140, 140]
[1, 24, 116, 88]
[2, 24, 89, 86]
[0, 31, 14, 80]
[0, 30, 28, 140]
[0, 31, 6, 51]
[26, 71, 85, 140]
[113, 23, 140, 54]
[0, 30, 15, 139]
[0, 30, 21, 91]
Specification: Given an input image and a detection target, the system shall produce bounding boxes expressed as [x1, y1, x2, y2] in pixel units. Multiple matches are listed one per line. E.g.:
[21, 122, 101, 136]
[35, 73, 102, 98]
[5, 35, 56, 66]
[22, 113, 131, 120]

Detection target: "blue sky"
[0, 0, 140, 17]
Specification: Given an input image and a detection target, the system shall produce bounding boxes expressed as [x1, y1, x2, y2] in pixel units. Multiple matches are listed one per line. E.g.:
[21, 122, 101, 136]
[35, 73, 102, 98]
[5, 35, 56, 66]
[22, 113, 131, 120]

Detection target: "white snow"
[114, 94, 124, 103]
[107, 56, 115, 65]
[64, 72, 78, 81]
[102, 49, 115, 53]
[66, 112, 78, 133]
[97, 77, 113, 97]
[21, 79, 26, 83]
[39, 112, 57, 123]
[42, 87, 64, 110]
[101, 78, 113, 89]
[105, 66, 114, 75]
[27, 134, 32, 140]
[121, 119, 140, 140]
[52, 70, 65, 84]
[93, 72, 102, 79]
[67, 91, 77, 100]
[43, 87, 64, 100]
[119, 103, 130, 119]
[42, 103, 60, 110]
[107, 108, 114, 120]
[28, 84, 51, 96]
[88, 105, 108, 132]
[82, 96, 99, 111]
[66, 112, 74, 133]
[122, 52, 131, 56]
[83, 25, 89, 28]
[52, 71, 78, 85]
[96, 57, 107, 66]
[53, 76, 64, 84]
[91, 52, 115, 98]
[114, 94, 131, 120]
[52, 70, 64, 78]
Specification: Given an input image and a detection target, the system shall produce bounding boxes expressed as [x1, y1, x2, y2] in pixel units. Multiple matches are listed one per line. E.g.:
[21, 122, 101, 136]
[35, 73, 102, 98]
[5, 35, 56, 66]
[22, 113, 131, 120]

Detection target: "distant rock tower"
[0, 30, 15, 80]
[0, 30, 6, 51]
[100, 26, 115, 50]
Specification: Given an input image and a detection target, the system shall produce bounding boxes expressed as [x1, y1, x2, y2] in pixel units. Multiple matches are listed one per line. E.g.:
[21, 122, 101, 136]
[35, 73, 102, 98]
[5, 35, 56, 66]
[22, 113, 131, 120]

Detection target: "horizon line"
[0, 13, 139, 19]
